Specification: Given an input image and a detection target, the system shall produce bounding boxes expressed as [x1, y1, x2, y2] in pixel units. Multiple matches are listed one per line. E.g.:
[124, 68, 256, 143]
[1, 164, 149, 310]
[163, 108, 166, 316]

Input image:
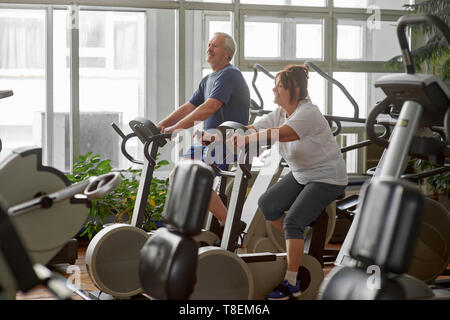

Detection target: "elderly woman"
[230, 64, 348, 300]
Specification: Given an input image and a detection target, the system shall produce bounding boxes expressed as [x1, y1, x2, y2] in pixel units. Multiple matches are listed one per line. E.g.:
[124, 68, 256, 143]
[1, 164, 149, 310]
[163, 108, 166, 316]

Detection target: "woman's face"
[273, 77, 292, 107]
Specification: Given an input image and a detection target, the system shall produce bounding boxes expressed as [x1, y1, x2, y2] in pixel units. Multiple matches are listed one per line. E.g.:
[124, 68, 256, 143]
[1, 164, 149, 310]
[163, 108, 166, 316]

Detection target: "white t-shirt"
[253, 99, 348, 186]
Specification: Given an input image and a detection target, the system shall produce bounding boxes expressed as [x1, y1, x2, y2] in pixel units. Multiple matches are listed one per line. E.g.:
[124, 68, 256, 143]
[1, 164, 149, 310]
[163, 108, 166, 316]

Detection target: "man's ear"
[226, 48, 233, 61]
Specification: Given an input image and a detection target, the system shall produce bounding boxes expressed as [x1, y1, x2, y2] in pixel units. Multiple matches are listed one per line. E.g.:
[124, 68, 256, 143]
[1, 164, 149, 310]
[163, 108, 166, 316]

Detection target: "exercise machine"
[85, 117, 175, 299]
[320, 14, 450, 300]
[241, 62, 384, 260]
[0, 196, 75, 300]
[0, 150, 120, 300]
[140, 122, 339, 299]
[0, 147, 120, 267]
[139, 160, 215, 299]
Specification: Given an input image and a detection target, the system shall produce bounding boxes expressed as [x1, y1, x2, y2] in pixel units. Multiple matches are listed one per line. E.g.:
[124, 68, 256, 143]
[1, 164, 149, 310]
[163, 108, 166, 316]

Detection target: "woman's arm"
[231, 124, 300, 147]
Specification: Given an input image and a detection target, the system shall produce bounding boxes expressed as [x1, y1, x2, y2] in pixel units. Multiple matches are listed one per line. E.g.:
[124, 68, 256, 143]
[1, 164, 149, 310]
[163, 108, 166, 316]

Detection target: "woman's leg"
[286, 238, 304, 272]
[258, 172, 304, 227]
[283, 182, 346, 272]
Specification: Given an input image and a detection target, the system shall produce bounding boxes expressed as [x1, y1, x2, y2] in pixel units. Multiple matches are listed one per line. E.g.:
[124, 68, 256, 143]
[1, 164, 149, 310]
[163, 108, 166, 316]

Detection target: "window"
[241, 0, 326, 6]
[334, 0, 414, 10]
[332, 72, 389, 118]
[244, 22, 281, 58]
[187, 11, 232, 95]
[0, 9, 45, 162]
[0, 10, 45, 69]
[337, 24, 363, 60]
[186, 0, 232, 3]
[243, 71, 278, 112]
[53, 9, 147, 171]
[337, 19, 399, 62]
[296, 21, 323, 59]
[0, 2, 413, 176]
[243, 15, 324, 61]
[241, 68, 325, 114]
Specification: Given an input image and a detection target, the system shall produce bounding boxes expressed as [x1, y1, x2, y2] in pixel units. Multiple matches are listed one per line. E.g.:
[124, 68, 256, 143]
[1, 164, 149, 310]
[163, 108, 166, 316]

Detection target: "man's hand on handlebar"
[157, 124, 178, 140]
[194, 130, 220, 146]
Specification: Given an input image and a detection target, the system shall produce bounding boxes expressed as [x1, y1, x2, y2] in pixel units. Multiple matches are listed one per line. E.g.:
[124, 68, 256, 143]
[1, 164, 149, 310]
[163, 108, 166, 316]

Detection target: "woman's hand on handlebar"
[228, 132, 248, 148]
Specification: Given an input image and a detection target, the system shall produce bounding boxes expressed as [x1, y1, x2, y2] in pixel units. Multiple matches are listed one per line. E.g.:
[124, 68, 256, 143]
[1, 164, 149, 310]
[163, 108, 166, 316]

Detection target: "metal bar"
[379, 101, 423, 178]
[69, 5, 80, 172]
[130, 143, 158, 228]
[45, 6, 54, 166]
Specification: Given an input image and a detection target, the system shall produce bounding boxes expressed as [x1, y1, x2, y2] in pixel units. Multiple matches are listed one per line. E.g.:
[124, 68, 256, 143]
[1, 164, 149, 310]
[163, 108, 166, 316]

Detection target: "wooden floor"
[15, 241, 340, 300]
[15, 240, 450, 301]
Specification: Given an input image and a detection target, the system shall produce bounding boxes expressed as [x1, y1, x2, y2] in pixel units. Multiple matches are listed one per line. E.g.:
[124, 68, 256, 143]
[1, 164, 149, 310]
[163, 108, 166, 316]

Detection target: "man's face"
[206, 35, 232, 70]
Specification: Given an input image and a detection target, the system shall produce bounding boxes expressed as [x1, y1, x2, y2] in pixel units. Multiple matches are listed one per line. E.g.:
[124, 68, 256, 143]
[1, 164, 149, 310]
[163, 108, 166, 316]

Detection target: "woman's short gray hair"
[214, 32, 236, 61]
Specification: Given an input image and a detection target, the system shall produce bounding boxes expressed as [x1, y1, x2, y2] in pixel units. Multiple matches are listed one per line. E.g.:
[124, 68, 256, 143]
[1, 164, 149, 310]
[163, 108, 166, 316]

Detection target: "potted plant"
[411, 157, 450, 210]
[386, 1, 449, 209]
[66, 152, 169, 240]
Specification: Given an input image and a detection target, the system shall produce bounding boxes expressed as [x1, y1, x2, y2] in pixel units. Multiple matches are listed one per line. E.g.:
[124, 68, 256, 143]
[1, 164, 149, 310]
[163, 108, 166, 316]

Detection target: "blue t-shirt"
[189, 64, 250, 130]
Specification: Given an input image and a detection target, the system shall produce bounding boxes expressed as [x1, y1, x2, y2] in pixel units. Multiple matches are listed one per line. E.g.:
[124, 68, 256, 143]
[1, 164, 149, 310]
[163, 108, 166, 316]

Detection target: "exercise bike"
[84, 117, 175, 299]
[0, 149, 120, 300]
[320, 14, 450, 300]
[140, 122, 340, 299]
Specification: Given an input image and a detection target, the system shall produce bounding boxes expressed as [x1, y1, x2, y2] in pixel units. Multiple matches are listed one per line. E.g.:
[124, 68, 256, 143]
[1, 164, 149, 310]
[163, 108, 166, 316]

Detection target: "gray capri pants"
[258, 171, 346, 240]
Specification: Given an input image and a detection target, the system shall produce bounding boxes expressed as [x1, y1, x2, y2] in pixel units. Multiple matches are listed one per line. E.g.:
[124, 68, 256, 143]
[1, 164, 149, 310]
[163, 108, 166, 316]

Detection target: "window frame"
[0, 0, 413, 175]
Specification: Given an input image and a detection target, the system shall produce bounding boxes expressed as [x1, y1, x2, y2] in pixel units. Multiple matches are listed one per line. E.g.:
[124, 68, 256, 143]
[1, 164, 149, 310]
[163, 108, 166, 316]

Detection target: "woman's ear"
[295, 87, 301, 101]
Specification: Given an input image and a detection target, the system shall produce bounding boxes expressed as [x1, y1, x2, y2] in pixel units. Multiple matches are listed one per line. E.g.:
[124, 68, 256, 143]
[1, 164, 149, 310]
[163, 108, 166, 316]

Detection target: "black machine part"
[139, 161, 215, 299]
[396, 14, 450, 75]
[0, 198, 41, 292]
[305, 61, 359, 119]
[350, 177, 426, 274]
[0, 198, 77, 299]
[112, 118, 171, 166]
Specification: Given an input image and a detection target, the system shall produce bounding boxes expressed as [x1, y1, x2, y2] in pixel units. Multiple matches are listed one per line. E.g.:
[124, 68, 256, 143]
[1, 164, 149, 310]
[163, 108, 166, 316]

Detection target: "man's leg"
[177, 144, 228, 224]
[208, 190, 227, 224]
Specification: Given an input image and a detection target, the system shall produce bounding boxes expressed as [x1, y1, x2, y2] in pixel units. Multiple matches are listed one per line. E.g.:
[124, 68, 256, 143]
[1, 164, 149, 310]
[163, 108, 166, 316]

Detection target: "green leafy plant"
[385, 1, 449, 201]
[386, 0, 449, 82]
[411, 158, 450, 200]
[66, 152, 170, 240]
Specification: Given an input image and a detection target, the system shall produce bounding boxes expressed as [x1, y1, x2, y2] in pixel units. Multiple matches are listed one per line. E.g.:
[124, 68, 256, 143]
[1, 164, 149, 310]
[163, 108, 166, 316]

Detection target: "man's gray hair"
[214, 32, 236, 61]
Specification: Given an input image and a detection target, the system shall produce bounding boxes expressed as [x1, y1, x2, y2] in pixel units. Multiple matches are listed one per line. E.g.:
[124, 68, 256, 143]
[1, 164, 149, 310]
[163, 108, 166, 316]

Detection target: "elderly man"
[157, 32, 250, 234]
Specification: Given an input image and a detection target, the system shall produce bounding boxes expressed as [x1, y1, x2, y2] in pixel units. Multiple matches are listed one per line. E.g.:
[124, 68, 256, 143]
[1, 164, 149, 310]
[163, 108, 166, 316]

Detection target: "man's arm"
[157, 102, 196, 131]
[165, 98, 223, 132]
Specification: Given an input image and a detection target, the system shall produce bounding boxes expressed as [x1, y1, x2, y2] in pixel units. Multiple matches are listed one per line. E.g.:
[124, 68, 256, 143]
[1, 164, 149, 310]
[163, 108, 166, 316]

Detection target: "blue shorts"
[182, 144, 237, 172]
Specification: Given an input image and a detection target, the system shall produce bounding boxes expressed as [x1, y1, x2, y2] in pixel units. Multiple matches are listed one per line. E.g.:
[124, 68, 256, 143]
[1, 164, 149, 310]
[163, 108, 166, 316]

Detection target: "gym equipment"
[193, 120, 261, 251]
[140, 122, 337, 299]
[0, 147, 120, 267]
[320, 14, 450, 300]
[301, 61, 391, 246]
[0, 149, 120, 300]
[0, 90, 13, 153]
[249, 64, 275, 124]
[0, 196, 75, 300]
[242, 62, 384, 258]
[85, 117, 172, 299]
[139, 160, 215, 299]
